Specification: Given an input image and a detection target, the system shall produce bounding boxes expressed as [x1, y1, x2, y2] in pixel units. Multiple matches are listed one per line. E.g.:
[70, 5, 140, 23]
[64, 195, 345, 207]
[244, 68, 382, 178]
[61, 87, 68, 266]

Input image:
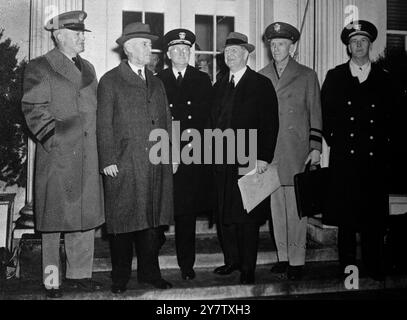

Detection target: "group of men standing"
[21, 9, 390, 298]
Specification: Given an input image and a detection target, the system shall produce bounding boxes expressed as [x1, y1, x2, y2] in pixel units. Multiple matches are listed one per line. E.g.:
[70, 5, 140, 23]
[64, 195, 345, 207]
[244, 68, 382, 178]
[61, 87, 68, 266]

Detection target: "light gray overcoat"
[259, 57, 323, 185]
[22, 48, 105, 232]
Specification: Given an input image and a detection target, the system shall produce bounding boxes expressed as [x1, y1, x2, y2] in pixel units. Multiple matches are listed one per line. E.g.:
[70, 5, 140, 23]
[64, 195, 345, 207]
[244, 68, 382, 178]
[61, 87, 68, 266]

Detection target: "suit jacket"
[21, 48, 104, 232]
[97, 61, 174, 233]
[157, 65, 214, 216]
[258, 57, 322, 185]
[211, 67, 279, 224]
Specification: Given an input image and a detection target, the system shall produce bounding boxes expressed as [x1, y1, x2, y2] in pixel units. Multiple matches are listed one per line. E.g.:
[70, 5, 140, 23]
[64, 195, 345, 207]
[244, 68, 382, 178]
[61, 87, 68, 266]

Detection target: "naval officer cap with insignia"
[341, 20, 378, 45]
[45, 10, 91, 32]
[263, 22, 300, 43]
[45, 10, 91, 59]
[164, 28, 196, 49]
[163, 29, 196, 79]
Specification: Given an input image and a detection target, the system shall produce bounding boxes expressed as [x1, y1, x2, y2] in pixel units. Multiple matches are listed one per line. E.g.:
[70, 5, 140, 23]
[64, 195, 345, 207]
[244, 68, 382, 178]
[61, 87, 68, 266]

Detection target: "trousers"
[175, 214, 196, 271]
[109, 227, 166, 286]
[42, 229, 95, 288]
[270, 186, 307, 266]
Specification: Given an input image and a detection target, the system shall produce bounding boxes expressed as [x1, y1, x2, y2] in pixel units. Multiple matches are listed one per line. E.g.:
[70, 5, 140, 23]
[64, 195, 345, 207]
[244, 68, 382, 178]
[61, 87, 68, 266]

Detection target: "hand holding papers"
[238, 163, 280, 213]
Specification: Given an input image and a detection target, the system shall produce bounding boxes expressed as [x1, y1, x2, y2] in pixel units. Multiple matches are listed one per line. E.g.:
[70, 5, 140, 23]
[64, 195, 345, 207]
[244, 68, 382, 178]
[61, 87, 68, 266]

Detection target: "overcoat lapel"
[145, 68, 157, 101]
[45, 48, 81, 87]
[76, 55, 96, 89]
[118, 61, 147, 87]
[265, 63, 279, 89]
[276, 58, 300, 91]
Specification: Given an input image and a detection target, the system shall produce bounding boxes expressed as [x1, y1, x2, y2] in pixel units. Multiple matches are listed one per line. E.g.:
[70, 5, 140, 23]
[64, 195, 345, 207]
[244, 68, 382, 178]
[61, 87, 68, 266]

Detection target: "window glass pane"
[195, 15, 214, 51]
[387, 34, 406, 55]
[387, 0, 407, 31]
[122, 11, 142, 30]
[145, 12, 164, 50]
[195, 53, 214, 81]
[216, 16, 234, 51]
[215, 52, 228, 82]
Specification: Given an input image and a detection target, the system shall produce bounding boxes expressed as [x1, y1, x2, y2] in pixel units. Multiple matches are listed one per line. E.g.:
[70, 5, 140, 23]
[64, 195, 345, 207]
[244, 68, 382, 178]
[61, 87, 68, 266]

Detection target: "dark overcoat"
[321, 61, 391, 229]
[97, 61, 174, 234]
[211, 67, 279, 224]
[157, 65, 214, 216]
[258, 58, 322, 185]
[21, 48, 105, 232]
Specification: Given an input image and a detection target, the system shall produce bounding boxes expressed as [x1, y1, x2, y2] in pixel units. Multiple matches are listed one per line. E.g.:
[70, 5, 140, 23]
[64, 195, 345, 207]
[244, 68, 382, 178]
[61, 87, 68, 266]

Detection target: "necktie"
[137, 69, 145, 81]
[176, 72, 183, 87]
[230, 74, 235, 89]
[72, 56, 81, 71]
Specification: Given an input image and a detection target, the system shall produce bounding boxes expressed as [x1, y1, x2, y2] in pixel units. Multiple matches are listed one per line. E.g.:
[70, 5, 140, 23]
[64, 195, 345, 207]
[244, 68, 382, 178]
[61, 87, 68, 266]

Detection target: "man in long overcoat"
[21, 11, 104, 298]
[321, 20, 391, 281]
[211, 32, 279, 284]
[97, 23, 176, 293]
[258, 22, 322, 280]
[157, 29, 213, 281]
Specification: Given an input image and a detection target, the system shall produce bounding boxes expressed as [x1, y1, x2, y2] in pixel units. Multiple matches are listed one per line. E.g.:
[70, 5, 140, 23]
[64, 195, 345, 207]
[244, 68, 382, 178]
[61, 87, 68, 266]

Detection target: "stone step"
[4, 262, 407, 300]
[306, 216, 338, 245]
[17, 233, 338, 278]
[12, 218, 270, 240]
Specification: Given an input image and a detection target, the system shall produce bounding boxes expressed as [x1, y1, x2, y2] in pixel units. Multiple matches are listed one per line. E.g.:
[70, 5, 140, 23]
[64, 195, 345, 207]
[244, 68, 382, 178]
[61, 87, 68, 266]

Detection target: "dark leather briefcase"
[294, 164, 330, 219]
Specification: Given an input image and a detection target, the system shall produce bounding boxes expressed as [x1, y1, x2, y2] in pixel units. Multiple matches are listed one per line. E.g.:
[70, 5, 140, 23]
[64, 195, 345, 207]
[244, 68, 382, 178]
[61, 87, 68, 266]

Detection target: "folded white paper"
[238, 164, 280, 213]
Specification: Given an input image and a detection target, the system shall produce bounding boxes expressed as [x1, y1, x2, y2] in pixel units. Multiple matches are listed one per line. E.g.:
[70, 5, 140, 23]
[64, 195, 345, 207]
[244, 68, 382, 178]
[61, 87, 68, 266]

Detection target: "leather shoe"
[213, 264, 240, 275]
[270, 262, 289, 273]
[44, 287, 63, 299]
[287, 265, 303, 280]
[181, 269, 196, 280]
[111, 283, 127, 294]
[140, 278, 173, 289]
[240, 272, 255, 284]
[64, 278, 103, 291]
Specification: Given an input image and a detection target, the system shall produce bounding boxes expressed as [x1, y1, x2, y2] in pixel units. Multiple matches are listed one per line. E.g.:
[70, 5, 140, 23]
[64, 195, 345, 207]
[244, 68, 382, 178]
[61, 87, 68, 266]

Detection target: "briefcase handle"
[304, 162, 320, 172]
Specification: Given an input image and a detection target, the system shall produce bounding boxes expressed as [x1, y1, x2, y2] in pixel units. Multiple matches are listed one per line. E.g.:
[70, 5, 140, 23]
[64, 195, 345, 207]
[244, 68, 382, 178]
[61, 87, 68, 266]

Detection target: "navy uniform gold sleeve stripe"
[39, 128, 55, 145]
[309, 127, 322, 151]
[310, 134, 323, 143]
[34, 118, 55, 140]
[310, 128, 323, 134]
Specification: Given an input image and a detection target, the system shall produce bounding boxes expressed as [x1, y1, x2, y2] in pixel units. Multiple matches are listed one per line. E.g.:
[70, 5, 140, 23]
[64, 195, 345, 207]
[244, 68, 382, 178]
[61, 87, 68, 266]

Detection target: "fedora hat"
[224, 32, 255, 53]
[116, 22, 159, 46]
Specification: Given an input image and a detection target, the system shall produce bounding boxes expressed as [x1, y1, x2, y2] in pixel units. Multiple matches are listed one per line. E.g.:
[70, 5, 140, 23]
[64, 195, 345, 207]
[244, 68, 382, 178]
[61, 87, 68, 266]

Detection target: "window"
[195, 14, 234, 82]
[122, 11, 165, 73]
[387, 0, 407, 53]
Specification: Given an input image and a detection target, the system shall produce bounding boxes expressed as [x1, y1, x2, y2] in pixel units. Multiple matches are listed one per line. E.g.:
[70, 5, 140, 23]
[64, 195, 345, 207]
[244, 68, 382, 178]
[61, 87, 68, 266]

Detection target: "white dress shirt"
[230, 66, 247, 86]
[172, 67, 187, 79]
[349, 59, 371, 83]
[128, 61, 146, 79]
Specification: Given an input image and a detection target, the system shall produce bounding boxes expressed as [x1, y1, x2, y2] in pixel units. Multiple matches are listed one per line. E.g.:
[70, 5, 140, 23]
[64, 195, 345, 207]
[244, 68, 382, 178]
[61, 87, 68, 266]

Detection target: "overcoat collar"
[118, 60, 156, 100]
[224, 66, 251, 90]
[45, 48, 94, 89]
[267, 57, 301, 91]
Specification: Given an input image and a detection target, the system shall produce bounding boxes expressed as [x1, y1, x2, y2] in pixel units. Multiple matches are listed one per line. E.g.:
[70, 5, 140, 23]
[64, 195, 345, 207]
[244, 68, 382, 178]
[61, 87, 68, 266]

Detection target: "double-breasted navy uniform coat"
[157, 65, 214, 216]
[321, 62, 391, 229]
